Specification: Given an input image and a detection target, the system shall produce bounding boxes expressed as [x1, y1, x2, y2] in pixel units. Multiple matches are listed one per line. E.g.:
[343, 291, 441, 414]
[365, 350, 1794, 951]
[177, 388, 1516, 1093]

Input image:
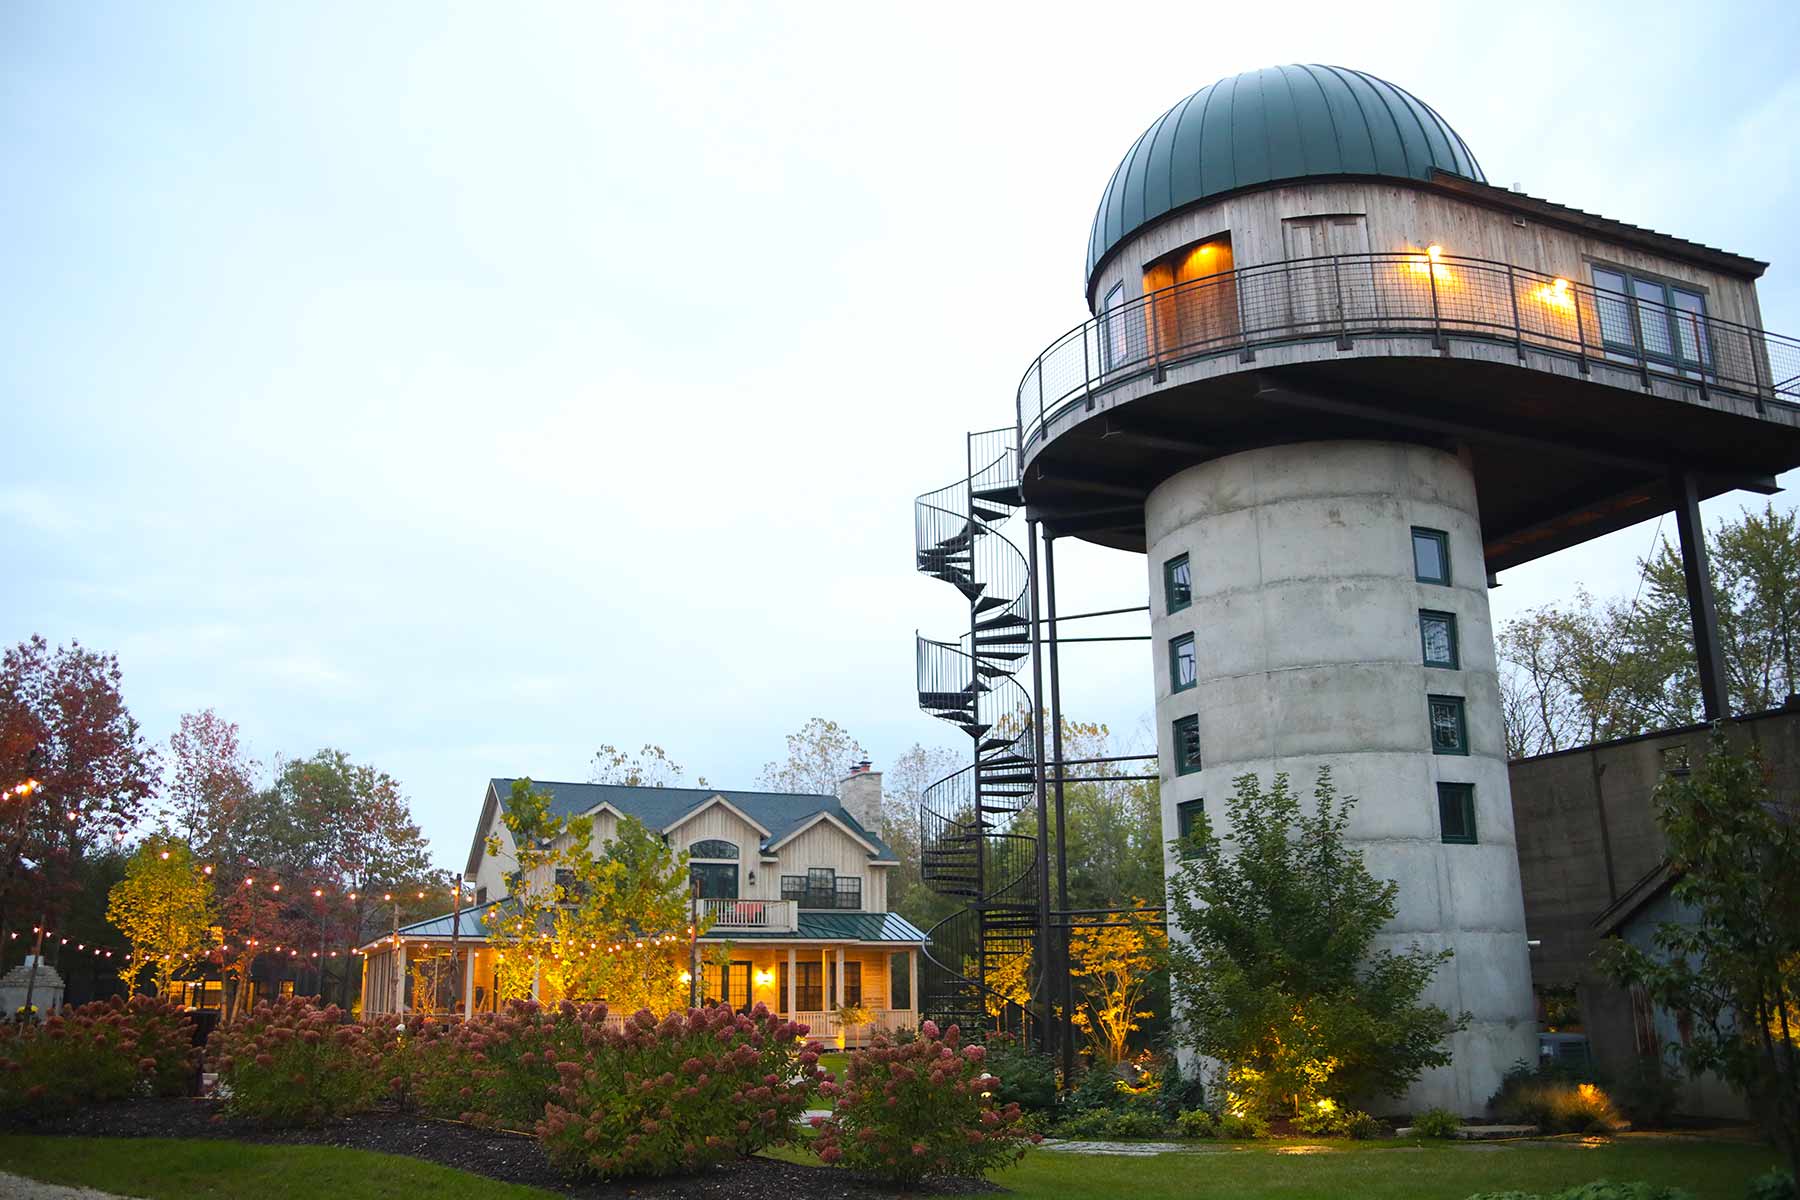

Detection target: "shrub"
[1152, 1054, 1206, 1122]
[811, 1019, 1037, 1185]
[980, 1034, 1057, 1113]
[1747, 1171, 1796, 1200]
[0, 995, 198, 1119]
[1611, 1057, 1681, 1128]
[1055, 1108, 1168, 1139]
[1464, 1184, 1695, 1200]
[536, 1002, 823, 1180]
[1345, 1110, 1387, 1140]
[1491, 1074, 1624, 1134]
[209, 997, 380, 1124]
[1293, 1101, 1378, 1137]
[1412, 1107, 1462, 1138]
[1175, 1108, 1217, 1138]
[410, 1000, 573, 1130]
[1214, 1112, 1269, 1140]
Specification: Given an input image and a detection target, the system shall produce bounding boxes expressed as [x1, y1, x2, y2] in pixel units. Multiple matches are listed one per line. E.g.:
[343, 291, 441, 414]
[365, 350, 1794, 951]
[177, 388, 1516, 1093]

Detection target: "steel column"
[1670, 469, 1731, 720]
[1044, 534, 1075, 1083]
[1025, 519, 1054, 1055]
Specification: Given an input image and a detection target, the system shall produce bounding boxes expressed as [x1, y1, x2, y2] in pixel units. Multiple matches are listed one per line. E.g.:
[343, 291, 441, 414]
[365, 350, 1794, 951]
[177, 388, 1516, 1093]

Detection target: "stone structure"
[0, 956, 65, 1021]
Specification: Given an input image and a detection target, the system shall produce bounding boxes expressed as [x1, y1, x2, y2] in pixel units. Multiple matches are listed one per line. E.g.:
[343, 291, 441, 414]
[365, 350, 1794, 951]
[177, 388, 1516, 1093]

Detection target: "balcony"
[697, 897, 798, 933]
[1015, 252, 1800, 567]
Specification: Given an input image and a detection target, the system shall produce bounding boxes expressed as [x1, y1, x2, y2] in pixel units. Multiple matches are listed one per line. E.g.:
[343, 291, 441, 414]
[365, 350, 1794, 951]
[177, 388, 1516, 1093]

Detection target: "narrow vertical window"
[1173, 715, 1202, 776]
[1175, 798, 1205, 857]
[1170, 633, 1196, 692]
[1428, 695, 1469, 755]
[1437, 783, 1477, 844]
[1164, 554, 1192, 613]
[1412, 528, 1450, 585]
[1420, 610, 1459, 669]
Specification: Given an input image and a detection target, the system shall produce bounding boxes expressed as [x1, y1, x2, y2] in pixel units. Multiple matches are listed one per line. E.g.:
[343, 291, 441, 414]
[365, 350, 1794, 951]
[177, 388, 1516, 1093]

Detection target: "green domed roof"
[1087, 65, 1484, 292]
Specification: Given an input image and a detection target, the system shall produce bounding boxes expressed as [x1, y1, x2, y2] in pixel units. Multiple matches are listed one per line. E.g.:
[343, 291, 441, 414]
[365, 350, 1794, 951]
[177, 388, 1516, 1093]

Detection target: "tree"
[881, 742, 960, 927]
[161, 709, 257, 851]
[757, 718, 867, 796]
[556, 814, 694, 1012]
[1168, 768, 1463, 1117]
[1499, 504, 1800, 758]
[1069, 905, 1167, 1065]
[589, 743, 703, 788]
[0, 637, 158, 940]
[105, 836, 217, 996]
[1598, 730, 1800, 1180]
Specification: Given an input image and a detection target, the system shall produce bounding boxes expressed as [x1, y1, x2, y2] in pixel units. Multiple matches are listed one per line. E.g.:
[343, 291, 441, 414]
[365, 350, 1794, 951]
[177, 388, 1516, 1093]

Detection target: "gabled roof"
[478, 779, 899, 868]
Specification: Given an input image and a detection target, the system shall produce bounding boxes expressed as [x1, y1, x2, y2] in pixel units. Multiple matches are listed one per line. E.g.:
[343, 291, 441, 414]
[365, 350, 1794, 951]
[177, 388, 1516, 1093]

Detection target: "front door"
[690, 861, 738, 899]
[708, 960, 752, 1009]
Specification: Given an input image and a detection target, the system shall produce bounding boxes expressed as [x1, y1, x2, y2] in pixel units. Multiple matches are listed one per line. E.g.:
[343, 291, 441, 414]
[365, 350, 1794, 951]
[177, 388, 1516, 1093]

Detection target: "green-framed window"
[1173, 714, 1202, 775]
[1412, 527, 1451, 585]
[1420, 610, 1459, 669]
[1437, 782, 1477, 844]
[1164, 554, 1192, 614]
[1175, 797, 1205, 857]
[1591, 265, 1711, 375]
[1169, 633, 1196, 692]
[1428, 694, 1468, 755]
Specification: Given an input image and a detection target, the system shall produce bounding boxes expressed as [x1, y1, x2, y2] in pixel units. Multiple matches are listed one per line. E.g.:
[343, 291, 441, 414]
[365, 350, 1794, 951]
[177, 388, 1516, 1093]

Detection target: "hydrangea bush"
[409, 999, 572, 1130]
[0, 995, 197, 1118]
[811, 1020, 1037, 1185]
[209, 997, 381, 1124]
[535, 1002, 824, 1179]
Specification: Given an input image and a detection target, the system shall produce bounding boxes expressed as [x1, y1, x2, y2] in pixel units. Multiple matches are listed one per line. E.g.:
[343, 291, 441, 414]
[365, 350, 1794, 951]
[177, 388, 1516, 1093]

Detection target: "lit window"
[1170, 634, 1196, 693]
[1175, 798, 1205, 858]
[1165, 554, 1192, 613]
[1420, 610, 1459, 669]
[1173, 715, 1202, 776]
[1438, 783, 1477, 844]
[1428, 695, 1469, 755]
[1412, 528, 1450, 585]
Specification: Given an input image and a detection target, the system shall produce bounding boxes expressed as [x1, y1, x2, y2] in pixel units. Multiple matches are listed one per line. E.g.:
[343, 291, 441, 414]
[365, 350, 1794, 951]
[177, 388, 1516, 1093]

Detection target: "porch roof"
[366, 904, 927, 949]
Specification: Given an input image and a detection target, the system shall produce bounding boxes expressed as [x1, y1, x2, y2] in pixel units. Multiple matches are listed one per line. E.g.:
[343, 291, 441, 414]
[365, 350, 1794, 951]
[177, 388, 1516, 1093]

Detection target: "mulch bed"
[4, 1099, 1000, 1198]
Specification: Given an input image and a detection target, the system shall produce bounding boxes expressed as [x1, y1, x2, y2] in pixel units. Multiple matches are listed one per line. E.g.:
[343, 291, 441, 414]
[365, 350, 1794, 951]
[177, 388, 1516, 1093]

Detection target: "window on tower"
[1420, 610, 1459, 669]
[1173, 715, 1202, 775]
[1165, 554, 1192, 613]
[1412, 527, 1451, 585]
[1428, 695, 1469, 755]
[1438, 783, 1477, 844]
[1170, 634, 1196, 693]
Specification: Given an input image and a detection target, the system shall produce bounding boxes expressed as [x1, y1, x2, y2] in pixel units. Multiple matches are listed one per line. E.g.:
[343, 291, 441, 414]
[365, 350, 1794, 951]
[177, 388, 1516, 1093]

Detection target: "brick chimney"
[836, 759, 883, 835]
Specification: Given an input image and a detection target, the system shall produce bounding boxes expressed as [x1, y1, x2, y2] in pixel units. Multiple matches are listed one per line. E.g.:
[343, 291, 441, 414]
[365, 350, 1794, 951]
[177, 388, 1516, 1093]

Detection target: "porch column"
[835, 947, 846, 1005]
[908, 948, 919, 1020]
[785, 947, 796, 1017]
[821, 947, 831, 1007]
[394, 942, 408, 1015]
[463, 948, 476, 1018]
[360, 950, 371, 1017]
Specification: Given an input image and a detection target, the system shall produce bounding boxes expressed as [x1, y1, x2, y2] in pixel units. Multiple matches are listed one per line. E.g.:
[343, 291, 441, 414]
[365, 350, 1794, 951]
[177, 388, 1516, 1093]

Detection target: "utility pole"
[688, 877, 700, 1009]
[448, 871, 464, 1017]
[20, 914, 46, 1019]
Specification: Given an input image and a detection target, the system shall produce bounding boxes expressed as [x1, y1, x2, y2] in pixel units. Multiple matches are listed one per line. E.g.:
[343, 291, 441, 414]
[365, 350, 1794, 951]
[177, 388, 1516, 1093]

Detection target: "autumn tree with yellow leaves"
[105, 835, 217, 996]
[1069, 905, 1166, 1064]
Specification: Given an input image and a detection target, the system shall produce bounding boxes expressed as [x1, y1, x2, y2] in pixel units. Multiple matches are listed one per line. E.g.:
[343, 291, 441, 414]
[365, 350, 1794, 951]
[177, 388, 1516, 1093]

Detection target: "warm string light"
[1, 778, 41, 801]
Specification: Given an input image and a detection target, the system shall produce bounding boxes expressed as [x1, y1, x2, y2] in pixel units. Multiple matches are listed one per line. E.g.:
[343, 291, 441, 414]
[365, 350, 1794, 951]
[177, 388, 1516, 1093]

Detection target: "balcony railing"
[1017, 251, 1800, 456]
[697, 897, 797, 933]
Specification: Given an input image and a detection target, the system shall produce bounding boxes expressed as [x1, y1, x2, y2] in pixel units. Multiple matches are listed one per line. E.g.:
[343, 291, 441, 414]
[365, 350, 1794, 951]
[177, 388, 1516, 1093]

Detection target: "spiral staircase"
[913, 427, 1041, 1037]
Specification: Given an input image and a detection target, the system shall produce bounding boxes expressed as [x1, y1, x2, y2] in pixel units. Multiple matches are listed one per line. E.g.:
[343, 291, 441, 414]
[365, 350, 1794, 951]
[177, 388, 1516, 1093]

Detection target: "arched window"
[689, 839, 738, 860]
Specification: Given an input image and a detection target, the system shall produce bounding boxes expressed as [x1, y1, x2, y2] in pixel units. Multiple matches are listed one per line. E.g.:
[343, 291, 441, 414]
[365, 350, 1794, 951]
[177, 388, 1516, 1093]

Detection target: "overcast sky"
[5, 1, 1797, 870]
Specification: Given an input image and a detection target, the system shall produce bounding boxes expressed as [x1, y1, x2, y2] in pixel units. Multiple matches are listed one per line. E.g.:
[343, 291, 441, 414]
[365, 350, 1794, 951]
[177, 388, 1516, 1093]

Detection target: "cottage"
[358, 765, 926, 1045]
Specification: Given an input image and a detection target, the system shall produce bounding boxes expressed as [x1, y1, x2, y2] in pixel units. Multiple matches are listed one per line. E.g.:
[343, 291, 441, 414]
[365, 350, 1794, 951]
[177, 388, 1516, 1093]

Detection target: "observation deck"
[1018, 250, 1800, 569]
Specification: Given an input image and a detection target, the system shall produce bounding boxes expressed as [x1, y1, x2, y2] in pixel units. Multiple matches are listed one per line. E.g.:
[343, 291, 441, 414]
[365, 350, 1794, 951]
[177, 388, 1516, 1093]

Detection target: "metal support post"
[1044, 534, 1075, 1084]
[1025, 519, 1054, 1057]
[1671, 469, 1731, 721]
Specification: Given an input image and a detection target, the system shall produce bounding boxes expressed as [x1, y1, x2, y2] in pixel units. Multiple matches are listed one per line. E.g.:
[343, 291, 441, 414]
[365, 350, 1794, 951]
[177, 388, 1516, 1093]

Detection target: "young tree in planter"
[484, 779, 590, 1001]
[1069, 904, 1167, 1065]
[1598, 731, 1799, 1181]
[1168, 768, 1463, 1117]
[106, 836, 218, 996]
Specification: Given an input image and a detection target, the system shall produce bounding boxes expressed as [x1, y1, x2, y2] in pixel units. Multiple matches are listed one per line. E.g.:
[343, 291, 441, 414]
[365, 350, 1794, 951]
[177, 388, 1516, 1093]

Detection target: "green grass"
[818, 1051, 850, 1078]
[0, 1133, 1781, 1200]
[770, 1135, 1779, 1200]
[0, 1136, 559, 1199]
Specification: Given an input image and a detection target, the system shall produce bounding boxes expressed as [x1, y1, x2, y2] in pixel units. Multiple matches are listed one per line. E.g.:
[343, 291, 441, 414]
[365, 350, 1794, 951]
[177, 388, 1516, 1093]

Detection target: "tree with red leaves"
[0, 636, 157, 948]
[161, 709, 257, 852]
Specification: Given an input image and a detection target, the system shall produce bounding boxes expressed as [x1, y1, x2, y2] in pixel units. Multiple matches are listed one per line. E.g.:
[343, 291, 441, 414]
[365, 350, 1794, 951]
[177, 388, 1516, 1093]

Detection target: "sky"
[4, 1, 1798, 871]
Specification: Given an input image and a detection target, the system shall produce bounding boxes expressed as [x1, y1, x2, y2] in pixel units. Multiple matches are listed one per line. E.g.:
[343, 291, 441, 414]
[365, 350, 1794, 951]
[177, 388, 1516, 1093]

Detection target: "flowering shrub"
[0, 995, 197, 1119]
[811, 1020, 1037, 1185]
[536, 1002, 825, 1179]
[209, 997, 380, 1124]
[410, 1000, 574, 1130]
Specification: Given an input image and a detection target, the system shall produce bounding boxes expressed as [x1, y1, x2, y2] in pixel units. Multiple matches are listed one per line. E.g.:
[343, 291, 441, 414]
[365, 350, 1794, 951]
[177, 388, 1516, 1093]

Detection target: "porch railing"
[793, 1008, 916, 1045]
[1017, 250, 1800, 457]
[698, 897, 798, 933]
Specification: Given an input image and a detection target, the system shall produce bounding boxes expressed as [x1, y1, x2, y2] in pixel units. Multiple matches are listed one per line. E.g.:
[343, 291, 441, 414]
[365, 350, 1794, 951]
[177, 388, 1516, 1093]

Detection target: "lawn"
[0, 1133, 1782, 1200]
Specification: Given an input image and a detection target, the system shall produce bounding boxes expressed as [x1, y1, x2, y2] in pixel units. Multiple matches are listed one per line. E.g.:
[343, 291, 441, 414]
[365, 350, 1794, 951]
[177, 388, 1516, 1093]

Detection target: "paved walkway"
[0, 1172, 132, 1200]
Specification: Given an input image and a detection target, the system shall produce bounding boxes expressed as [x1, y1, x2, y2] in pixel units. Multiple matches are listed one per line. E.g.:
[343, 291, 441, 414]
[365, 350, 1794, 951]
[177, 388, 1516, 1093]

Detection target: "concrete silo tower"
[916, 64, 1800, 1114]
